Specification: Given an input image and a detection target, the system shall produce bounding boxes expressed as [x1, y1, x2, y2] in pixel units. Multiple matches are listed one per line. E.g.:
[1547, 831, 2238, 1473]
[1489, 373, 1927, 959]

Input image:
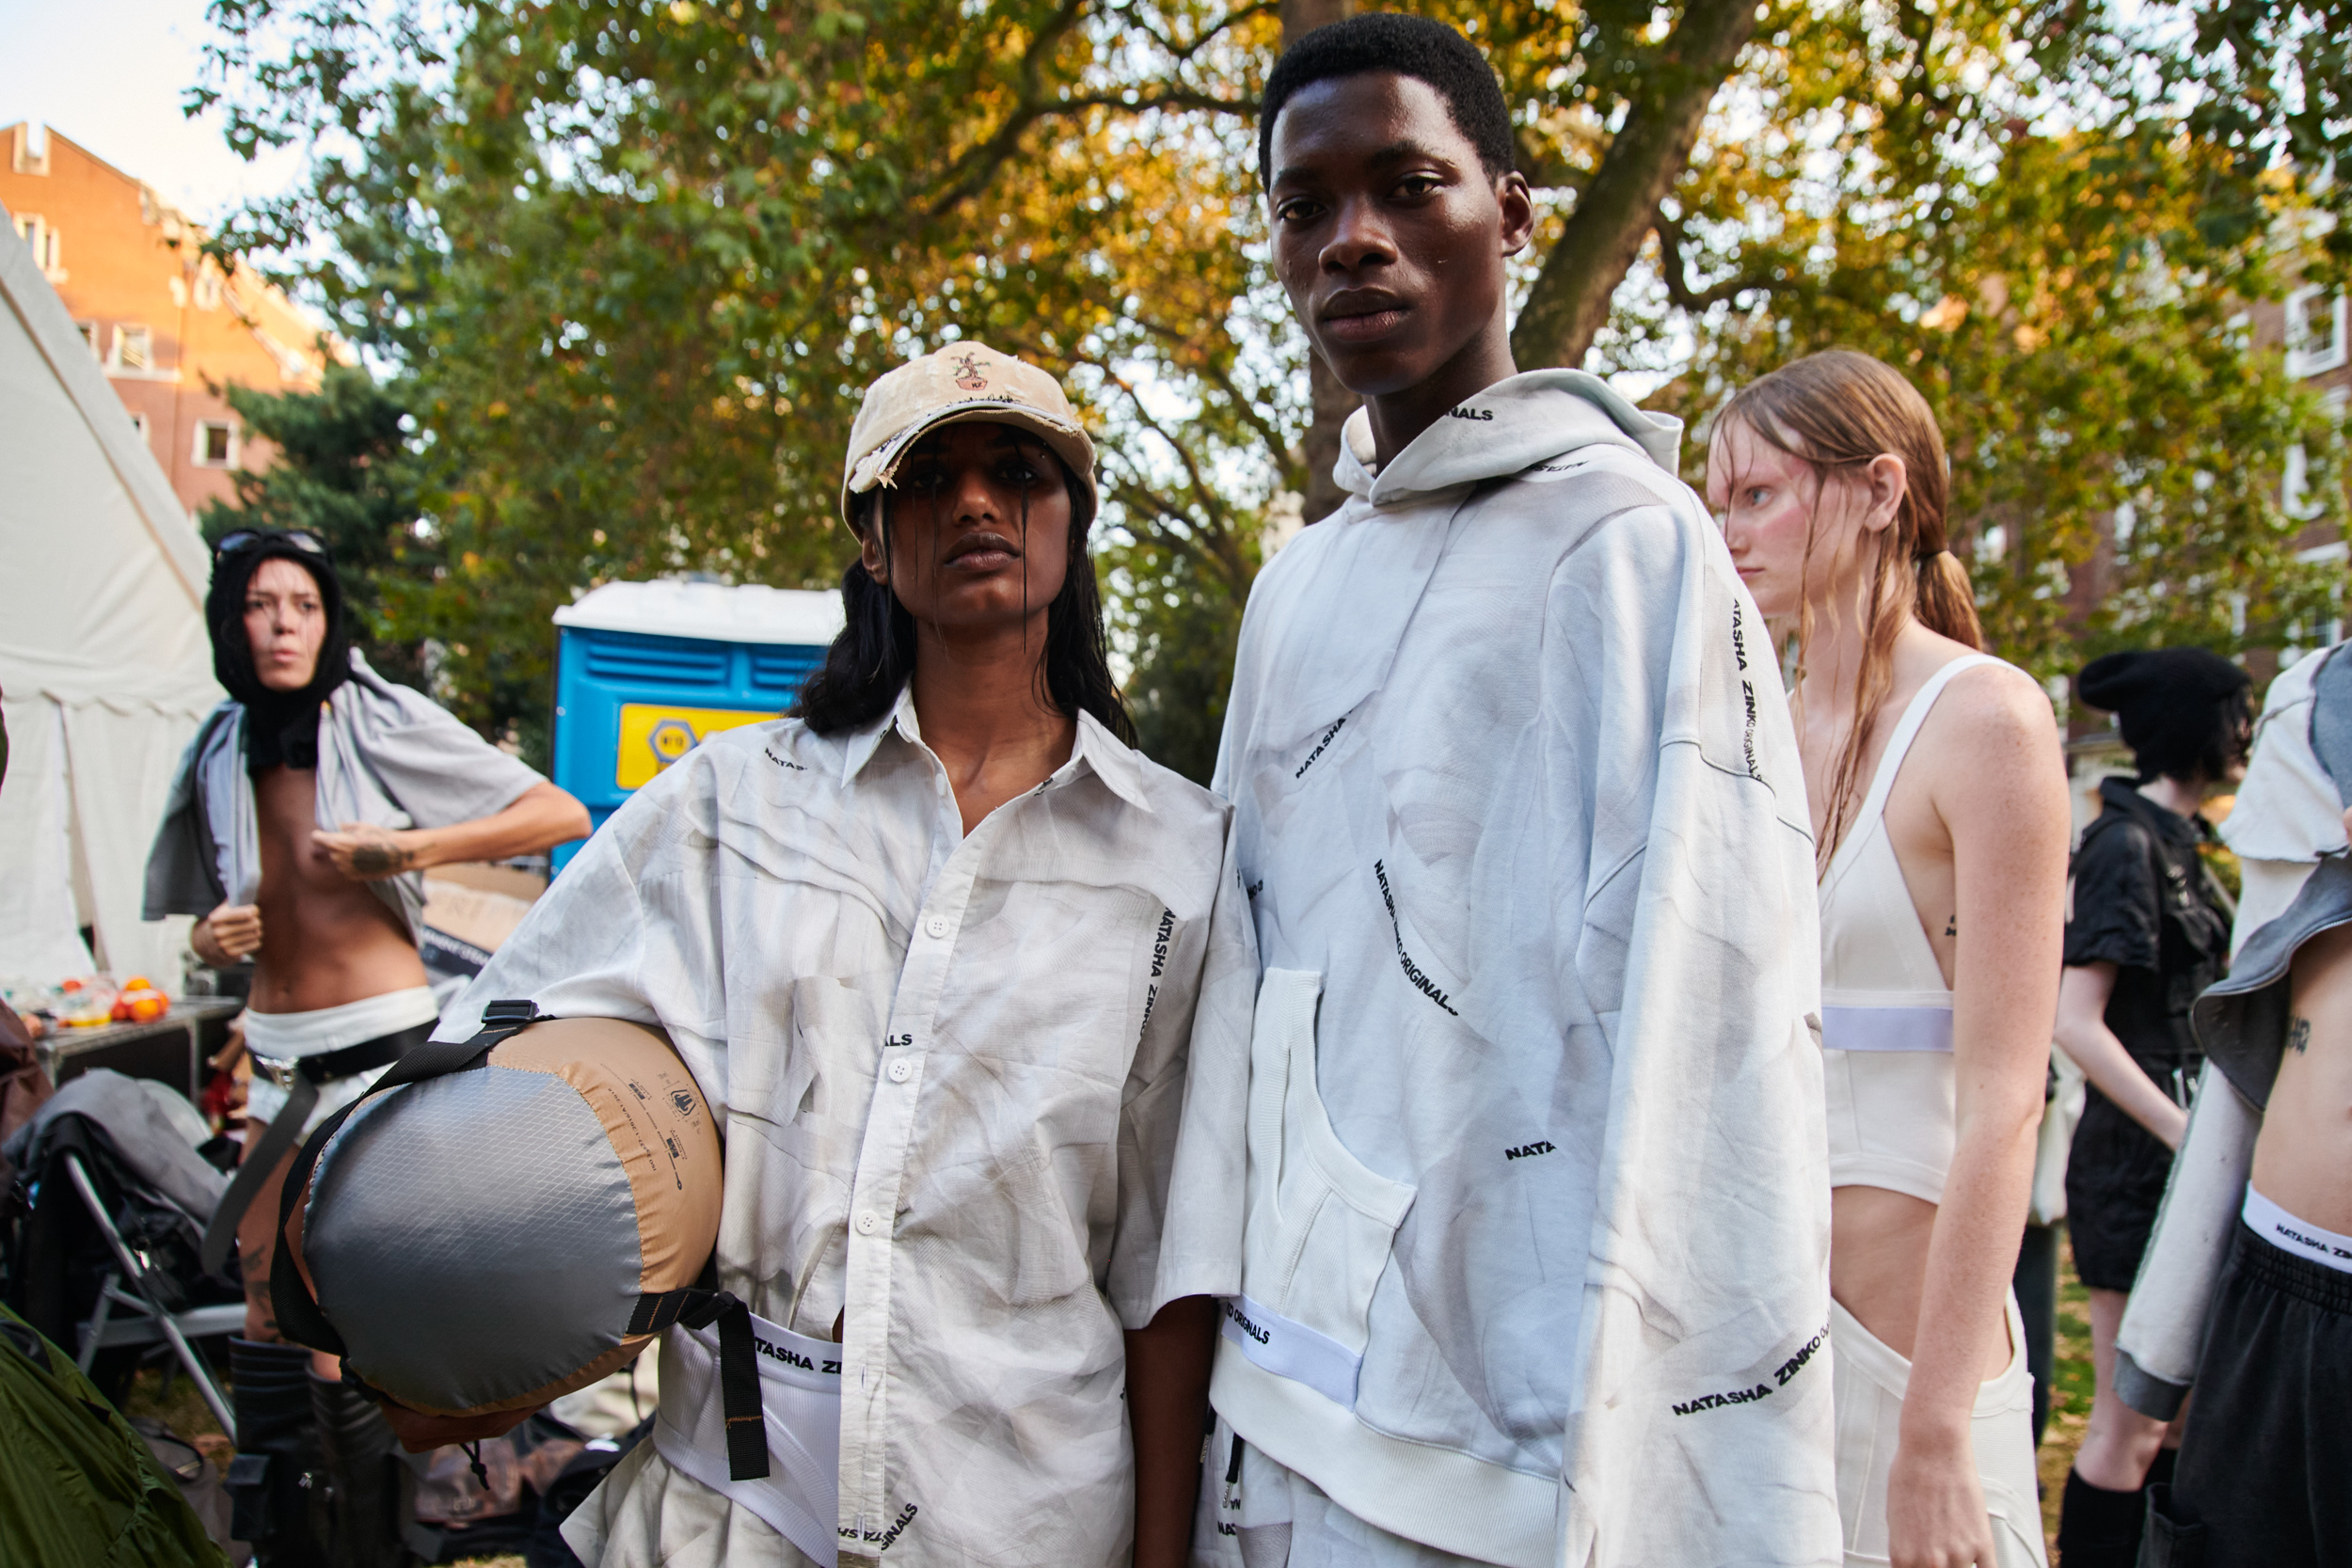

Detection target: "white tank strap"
[1847, 654, 2007, 842]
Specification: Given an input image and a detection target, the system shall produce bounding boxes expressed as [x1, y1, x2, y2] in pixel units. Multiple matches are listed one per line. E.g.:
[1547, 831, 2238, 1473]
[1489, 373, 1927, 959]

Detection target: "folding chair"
[62, 1150, 238, 1440]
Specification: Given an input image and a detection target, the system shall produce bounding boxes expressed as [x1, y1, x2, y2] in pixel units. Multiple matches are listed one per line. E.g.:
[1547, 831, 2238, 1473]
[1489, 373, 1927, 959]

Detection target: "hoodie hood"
[1334, 369, 1684, 507]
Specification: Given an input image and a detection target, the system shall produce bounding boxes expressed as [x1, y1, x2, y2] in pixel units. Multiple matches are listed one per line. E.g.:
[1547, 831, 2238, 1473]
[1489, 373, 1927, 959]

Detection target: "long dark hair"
[793, 443, 1136, 746]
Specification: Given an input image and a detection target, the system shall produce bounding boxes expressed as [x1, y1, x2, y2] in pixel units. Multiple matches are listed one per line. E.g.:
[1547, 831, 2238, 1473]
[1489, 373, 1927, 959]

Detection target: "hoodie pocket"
[1231, 969, 1416, 1407]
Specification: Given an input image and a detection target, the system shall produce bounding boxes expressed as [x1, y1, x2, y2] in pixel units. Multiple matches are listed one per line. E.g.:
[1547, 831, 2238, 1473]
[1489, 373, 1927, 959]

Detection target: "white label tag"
[1218, 1295, 1362, 1410]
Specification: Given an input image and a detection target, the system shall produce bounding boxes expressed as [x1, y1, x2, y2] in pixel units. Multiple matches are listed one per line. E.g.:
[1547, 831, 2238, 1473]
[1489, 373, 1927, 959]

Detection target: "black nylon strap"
[268, 1003, 546, 1358]
[675, 1289, 771, 1481]
[628, 1288, 692, 1337]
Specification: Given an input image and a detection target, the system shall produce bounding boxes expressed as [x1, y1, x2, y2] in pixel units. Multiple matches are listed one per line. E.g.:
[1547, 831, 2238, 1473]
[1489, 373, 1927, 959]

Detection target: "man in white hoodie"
[1196, 17, 1839, 1568]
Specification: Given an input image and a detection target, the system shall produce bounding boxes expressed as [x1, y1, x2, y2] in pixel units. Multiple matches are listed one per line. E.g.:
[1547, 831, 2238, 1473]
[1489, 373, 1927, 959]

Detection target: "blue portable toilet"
[549, 580, 846, 870]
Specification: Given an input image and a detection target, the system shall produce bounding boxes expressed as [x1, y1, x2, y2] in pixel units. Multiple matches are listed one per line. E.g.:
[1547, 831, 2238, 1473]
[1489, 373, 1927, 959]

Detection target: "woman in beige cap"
[430, 342, 1257, 1567]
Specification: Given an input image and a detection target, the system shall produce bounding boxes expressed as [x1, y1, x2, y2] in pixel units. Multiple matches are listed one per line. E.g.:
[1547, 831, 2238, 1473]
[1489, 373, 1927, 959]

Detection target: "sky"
[0, 0, 305, 225]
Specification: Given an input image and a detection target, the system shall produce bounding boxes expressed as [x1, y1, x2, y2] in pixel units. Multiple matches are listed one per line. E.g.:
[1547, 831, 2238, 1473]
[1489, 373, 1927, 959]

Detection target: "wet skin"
[2262, 921, 2352, 1234]
[199, 558, 430, 1013]
[862, 420, 1079, 835]
[1265, 71, 1534, 466]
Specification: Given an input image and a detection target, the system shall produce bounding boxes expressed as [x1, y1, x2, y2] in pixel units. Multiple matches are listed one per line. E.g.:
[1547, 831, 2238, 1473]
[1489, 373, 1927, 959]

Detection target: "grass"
[2039, 1237, 2098, 1549]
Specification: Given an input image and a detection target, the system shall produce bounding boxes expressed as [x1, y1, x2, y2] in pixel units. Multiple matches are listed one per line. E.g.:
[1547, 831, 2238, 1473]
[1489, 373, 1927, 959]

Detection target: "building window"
[113, 324, 152, 372]
[195, 420, 238, 468]
[10, 122, 49, 176]
[9, 213, 59, 275]
[195, 272, 222, 310]
[2286, 287, 2350, 378]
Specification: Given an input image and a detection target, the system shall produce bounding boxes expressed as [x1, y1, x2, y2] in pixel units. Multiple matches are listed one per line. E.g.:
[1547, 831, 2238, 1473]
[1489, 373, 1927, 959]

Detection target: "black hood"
[204, 534, 353, 772]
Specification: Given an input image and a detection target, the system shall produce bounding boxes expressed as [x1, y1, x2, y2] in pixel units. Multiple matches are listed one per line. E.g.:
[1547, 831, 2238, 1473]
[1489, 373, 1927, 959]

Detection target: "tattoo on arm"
[2290, 1016, 2312, 1054]
[350, 842, 415, 876]
[1945, 914, 1957, 937]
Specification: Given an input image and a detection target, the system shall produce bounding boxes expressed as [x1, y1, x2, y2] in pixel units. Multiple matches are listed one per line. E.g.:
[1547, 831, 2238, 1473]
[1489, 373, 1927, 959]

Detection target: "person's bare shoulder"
[1918, 654, 2067, 826]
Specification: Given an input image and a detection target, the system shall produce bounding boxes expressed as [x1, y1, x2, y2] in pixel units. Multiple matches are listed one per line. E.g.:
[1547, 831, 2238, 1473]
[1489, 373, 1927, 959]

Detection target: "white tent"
[0, 200, 221, 992]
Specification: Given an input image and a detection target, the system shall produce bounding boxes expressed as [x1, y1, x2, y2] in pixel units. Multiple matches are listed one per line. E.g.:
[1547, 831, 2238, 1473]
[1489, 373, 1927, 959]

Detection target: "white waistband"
[1820, 1004, 1953, 1053]
[2243, 1187, 2352, 1274]
[653, 1307, 843, 1566]
[1217, 1295, 1361, 1410]
[243, 987, 438, 1058]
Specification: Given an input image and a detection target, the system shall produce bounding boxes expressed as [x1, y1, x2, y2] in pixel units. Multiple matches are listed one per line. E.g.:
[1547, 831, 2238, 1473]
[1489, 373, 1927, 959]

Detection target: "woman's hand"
[311, 822, 427, 881]
[1885, 1432, 1997, 1568]
[195, 902, 263, 965]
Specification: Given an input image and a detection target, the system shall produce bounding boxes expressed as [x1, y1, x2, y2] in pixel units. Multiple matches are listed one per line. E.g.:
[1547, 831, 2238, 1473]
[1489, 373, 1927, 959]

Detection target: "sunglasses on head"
[215, 529, 328, 558]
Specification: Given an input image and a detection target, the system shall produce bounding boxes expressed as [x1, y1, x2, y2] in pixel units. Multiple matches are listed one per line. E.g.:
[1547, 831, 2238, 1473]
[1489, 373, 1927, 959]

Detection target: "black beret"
[2077, 648, 2250, 777]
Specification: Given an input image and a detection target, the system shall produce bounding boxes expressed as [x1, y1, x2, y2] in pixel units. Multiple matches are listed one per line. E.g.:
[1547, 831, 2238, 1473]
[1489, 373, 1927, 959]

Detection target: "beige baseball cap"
[839, 341, 1098, 534]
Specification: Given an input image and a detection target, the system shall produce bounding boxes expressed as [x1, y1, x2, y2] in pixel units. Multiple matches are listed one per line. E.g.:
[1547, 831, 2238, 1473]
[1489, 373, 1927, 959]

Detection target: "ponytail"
[1914, 548, 1982, 650]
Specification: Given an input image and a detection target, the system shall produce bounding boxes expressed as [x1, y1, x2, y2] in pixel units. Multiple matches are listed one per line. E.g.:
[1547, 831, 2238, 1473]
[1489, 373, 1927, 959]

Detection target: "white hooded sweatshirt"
[1209, 372, 1839, 1568]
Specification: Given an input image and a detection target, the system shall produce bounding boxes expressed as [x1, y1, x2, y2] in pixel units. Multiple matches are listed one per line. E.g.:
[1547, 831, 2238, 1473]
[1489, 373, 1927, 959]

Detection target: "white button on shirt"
[439, 689, 1257, 1568]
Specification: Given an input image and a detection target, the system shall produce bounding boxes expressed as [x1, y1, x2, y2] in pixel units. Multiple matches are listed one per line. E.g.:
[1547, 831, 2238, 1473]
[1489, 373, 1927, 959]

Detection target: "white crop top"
[1818, 653, 2005, 1205]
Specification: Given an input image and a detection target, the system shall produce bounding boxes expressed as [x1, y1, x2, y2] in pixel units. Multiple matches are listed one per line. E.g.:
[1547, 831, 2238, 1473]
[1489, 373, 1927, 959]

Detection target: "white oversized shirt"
[1210, 372, 1838, 1568]
[437, 690, 1256, 1568]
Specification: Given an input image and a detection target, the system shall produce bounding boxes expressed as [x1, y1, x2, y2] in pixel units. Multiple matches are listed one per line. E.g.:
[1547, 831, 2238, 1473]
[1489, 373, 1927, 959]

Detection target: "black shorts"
[2142, 1220, 2352, 1567]
[2066, 1087, 2183, 1291]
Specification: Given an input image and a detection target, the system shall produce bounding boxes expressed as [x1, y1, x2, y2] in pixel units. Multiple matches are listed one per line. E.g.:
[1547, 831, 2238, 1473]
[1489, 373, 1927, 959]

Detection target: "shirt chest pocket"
[719, 974, 888, 1329]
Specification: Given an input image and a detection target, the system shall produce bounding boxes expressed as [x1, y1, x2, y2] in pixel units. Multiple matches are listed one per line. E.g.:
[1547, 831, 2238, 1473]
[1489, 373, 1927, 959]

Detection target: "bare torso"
[2255, 922, 2352, 1234]
[1817, 641, 2014, 1378]
[246, 765, 428, 1015]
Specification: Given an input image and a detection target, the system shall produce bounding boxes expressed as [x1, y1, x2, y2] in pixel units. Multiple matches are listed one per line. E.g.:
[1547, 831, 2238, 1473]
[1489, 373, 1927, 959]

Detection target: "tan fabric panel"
[487, 1017, 723, 1299]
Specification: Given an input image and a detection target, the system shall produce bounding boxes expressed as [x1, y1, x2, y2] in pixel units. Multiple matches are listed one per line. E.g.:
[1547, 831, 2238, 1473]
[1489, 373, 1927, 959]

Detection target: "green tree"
[188, 0, 2344, 763]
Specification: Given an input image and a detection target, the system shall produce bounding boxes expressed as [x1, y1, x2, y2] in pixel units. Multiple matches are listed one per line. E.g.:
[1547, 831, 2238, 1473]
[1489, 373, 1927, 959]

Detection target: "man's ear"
[859, 511, 889, 584]
[1497, 170, 1535, 258]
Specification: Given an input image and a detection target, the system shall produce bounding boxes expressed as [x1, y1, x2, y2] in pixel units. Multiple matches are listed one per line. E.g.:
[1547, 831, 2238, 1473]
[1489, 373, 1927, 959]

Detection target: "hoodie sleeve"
[1542, 476, 1840, 1568]
[142, 707, 235, 920]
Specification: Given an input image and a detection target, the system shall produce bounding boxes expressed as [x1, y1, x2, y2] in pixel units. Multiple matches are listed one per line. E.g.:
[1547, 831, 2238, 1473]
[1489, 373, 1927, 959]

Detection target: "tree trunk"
[1281, 0, 1359, 524]
[1508, 0, 1763, 371]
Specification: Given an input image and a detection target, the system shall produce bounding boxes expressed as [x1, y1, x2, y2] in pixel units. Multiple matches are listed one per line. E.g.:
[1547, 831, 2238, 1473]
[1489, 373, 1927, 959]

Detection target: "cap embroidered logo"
[951, 351, 989, 391]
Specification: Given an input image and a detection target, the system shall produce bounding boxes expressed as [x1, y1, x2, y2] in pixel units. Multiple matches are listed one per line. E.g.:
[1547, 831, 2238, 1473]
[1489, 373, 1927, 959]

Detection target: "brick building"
[0, 120, 343, 519]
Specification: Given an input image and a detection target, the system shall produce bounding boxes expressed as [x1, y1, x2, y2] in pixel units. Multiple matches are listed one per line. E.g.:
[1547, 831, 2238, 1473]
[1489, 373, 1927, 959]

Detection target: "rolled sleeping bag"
[274, 1007, 724, 1419]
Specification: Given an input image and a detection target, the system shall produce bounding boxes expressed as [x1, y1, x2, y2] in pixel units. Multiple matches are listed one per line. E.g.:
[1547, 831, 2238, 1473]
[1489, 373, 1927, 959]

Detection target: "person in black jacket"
[2050, 647, 2250, 1568]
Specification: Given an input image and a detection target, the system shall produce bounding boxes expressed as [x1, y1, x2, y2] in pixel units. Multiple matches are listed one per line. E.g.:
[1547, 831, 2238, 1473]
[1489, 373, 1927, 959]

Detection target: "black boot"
[2058, 1466, 2147, 1567]
[310, 1370, 421, 1568]
[226, 1338, 331, 1568]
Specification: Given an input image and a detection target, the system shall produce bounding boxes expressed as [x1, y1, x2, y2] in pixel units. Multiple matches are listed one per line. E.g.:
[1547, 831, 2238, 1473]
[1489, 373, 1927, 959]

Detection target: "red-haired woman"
[1711, 350, 2072, 1568]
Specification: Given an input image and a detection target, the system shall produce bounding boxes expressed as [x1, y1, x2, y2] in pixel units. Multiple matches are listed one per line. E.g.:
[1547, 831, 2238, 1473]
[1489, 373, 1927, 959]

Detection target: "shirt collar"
[838, 684, 922, 786]
[1069, 708, 1153, 815]
[836, 687, 1152, 815]
[2099, 774, 2206, 845]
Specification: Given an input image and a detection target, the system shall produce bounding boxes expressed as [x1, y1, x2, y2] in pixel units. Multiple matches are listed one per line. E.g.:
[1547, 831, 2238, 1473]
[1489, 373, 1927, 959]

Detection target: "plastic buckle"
[482, 1000, 539, 1026]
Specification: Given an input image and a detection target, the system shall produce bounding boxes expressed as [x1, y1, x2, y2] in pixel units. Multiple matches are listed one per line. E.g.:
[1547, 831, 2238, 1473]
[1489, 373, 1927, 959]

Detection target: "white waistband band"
[1218, 1295, 1361, 1411]
[244, 987, 438, 1058]
[2243, 1187, 2352, 1274]
[653, 1307, 842, 1566]
[1820, 1004, 1953, 1053]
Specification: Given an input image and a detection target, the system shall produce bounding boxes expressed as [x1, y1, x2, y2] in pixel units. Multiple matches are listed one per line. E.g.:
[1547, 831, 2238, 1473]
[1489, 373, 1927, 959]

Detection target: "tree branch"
[919, 1, 1256, 218]
[1510, 0, 1765, 369]
[1654, 209, 1782, 311]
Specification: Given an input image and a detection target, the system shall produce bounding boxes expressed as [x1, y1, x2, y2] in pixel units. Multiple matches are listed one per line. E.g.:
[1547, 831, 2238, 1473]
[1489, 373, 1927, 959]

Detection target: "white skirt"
[1829, 1295, 2048, 1568]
